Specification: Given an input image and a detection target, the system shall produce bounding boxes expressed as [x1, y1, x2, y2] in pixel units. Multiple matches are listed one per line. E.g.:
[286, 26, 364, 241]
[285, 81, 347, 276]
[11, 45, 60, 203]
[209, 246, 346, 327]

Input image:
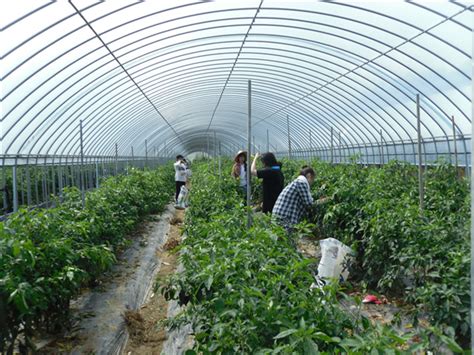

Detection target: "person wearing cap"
[251, 152, 284, 214]
[231, 150, 248, 195]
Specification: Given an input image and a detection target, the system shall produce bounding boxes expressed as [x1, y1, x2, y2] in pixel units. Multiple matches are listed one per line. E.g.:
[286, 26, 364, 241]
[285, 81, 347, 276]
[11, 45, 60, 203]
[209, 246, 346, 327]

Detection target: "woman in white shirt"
[173, 155, 187, 202]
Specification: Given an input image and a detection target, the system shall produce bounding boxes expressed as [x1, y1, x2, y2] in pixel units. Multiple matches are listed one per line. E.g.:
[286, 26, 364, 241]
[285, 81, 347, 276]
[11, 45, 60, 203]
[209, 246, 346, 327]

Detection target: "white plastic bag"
[313, 238, 353, 288]
[175, 185, 189, 209]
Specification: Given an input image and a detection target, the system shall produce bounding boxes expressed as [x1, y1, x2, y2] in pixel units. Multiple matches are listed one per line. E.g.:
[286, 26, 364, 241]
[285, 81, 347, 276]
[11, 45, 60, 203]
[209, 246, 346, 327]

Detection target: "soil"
[124, 209, 184, 355]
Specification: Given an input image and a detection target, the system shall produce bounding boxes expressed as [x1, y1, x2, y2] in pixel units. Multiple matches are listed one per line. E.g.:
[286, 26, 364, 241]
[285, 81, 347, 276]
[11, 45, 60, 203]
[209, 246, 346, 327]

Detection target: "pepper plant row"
[293, 159, 470, 344]
[0, 166, 174, 353]
[160, 161, 461, 353]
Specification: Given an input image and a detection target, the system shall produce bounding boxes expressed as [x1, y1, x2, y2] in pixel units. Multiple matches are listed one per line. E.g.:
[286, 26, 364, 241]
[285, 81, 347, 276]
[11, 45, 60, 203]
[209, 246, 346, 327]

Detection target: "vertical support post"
[131, 146, 135, 169]
[80, 120, 86, 208]
[266, 129, 269, 152]
[339, 131, 342, 163]
[19, 167, 24, 206]
[452, 115, 458, 172]
[26, 159, 32, 206]
[416, 94, 424, 212]
[2, 163, 7, 210]
[58, 157, 63, 202]
[43, 157, 48, 205]
[95, 161, 100, 189]
[330, 127, 334, 164]
[214, 131, 217, 159]
[115, 143, 119, 175]
[287, 115, 292, 160]
[35, 156, 40, 204]
[12, 158, 18, 212]
[380, 130, 384, 166]
[309, 130, 313, 159]
[218, 141, 222, 183]
[247, 80, 252, 228]
[51, 159, 56, 197]
[145, 139, 148, 168]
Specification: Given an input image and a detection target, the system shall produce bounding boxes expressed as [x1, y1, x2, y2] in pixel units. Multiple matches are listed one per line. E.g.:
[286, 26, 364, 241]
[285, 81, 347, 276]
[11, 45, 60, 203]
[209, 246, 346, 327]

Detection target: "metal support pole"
[309, 130, 313, 159]
[339, 131, 342, 163]
[19, 167, 24, 206]
[266, 129, 270, 152]
[247, 80, 252, 228]
[42, 159, 47, 204]
[115, 143, 119, 175]
[95, 162, 100, 189]
[330, 127, 334, 164]
[452, 115, 459, 172]
[12, 158, 18, 212]
[2, 163, 7, 211]
[35, 156, 40, 204]
[80, 120, 86, 208]
[214, 131, 217, 159]
[380, 130, 384, 166]
[287, 115, 292, 160]
[26, 160, 32, 206]
[51, 159, 56, 197]
[416, 94, 424, 212]
[58, 157, 63, 202]
[218, 141, 222, 182]
[145, 139, 148, 168]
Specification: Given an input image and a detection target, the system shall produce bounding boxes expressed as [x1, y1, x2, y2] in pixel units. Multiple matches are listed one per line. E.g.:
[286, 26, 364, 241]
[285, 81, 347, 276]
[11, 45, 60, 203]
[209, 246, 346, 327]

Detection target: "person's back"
[252, 152, 284, 213]
[174, 155, 187, 203]
[272, 167, 315, 232]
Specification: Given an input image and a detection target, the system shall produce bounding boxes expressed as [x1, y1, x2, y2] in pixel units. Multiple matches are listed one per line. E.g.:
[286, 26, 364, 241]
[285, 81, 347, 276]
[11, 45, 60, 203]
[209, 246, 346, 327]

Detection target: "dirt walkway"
[124, 209, 184, 355]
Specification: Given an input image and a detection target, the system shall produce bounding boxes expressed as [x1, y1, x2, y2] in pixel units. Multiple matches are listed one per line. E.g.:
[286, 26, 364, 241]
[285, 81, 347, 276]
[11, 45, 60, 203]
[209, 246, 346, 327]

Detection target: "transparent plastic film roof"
[1, 0, 472, 162]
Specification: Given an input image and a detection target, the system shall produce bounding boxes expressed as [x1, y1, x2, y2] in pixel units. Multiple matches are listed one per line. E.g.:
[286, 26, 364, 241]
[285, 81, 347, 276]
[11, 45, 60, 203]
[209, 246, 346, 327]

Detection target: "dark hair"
[299, 166, 315, 177]
[176, 155, 184, 161]
[260, 152, 281, 168]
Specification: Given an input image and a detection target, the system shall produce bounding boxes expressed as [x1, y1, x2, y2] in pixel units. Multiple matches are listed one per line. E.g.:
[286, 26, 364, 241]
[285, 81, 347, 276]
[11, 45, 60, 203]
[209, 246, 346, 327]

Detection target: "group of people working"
[232, 151, 324, 233]
[173, 151, 324, 232]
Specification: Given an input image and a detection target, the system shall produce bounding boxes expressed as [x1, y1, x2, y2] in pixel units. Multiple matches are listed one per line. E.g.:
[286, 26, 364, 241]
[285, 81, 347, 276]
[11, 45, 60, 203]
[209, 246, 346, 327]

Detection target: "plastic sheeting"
[58, 205, 175, 354]
[2, 1, 472, 160]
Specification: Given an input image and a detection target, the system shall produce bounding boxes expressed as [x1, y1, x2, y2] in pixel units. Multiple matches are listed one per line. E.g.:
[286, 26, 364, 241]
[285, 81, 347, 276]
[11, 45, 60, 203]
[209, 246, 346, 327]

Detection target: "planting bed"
[157, 159, 467, 353]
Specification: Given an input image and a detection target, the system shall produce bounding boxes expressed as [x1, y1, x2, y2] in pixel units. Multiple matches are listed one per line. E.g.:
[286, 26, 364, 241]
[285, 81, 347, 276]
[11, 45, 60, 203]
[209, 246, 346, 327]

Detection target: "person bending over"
[272, 166, 328, 233]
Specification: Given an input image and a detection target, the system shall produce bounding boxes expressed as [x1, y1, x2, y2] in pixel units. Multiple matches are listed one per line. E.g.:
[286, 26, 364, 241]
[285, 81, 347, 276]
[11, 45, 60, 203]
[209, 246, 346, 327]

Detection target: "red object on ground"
[362, 294, 382, 304]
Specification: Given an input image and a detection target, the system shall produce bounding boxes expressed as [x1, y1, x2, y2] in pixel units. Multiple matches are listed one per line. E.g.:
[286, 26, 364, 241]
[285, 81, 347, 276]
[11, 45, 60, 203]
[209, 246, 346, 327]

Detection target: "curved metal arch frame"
[7, 38, 448, 157]
[2, 1, 470, 159]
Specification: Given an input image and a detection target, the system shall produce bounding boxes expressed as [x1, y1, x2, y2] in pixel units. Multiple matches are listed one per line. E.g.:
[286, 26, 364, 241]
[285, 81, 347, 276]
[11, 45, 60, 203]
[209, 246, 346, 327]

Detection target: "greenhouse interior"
[1, 0, 473, 353]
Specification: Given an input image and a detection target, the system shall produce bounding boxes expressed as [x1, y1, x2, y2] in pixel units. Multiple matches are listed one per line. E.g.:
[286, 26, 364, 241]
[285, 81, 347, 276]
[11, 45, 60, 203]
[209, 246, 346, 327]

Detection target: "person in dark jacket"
[251, 152, 284, 214]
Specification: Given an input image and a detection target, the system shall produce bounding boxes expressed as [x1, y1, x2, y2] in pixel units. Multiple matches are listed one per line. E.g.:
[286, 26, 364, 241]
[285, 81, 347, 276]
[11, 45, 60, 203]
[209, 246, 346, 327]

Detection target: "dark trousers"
[175, 181, 186, 201]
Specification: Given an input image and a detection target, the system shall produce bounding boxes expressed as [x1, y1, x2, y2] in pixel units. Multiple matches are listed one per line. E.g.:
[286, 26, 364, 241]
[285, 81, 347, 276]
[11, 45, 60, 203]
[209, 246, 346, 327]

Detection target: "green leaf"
[274, 329, 298, 339]
[442, 335, 463, 353]
[302, 338, 319, 354]
[313, 332, 339, 343]
[205, 275, 213, 290]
